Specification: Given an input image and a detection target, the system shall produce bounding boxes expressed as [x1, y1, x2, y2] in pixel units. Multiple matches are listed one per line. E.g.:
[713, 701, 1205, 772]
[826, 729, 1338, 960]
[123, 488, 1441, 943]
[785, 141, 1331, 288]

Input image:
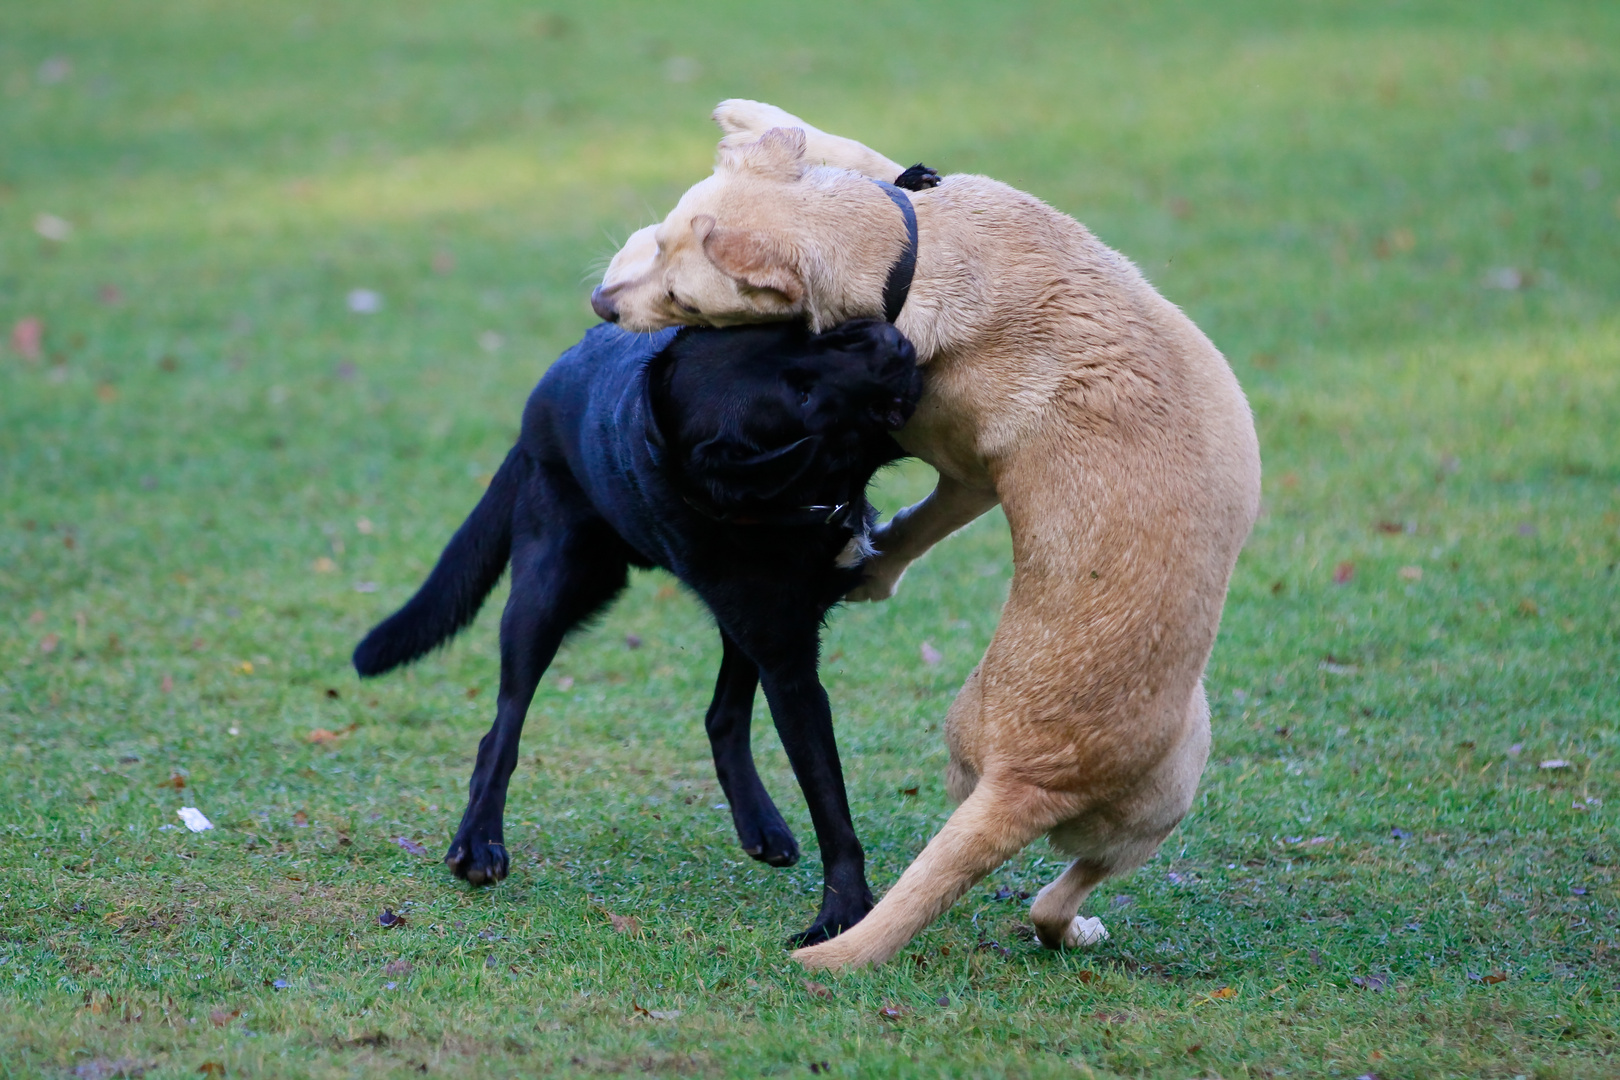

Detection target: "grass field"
[3, 1, 1619, 1076]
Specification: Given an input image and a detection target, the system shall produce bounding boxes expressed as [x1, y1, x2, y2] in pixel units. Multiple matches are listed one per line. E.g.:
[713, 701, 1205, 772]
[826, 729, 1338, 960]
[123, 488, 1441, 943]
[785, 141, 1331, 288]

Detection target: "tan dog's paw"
[790, 938, 863, 972]
[844, 558, 908, 603]
[1056, 916, 1109, 949]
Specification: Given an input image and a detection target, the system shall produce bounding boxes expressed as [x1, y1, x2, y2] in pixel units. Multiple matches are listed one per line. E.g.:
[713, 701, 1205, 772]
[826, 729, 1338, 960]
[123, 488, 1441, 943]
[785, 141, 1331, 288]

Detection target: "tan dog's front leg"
[847, 474, 998, 602]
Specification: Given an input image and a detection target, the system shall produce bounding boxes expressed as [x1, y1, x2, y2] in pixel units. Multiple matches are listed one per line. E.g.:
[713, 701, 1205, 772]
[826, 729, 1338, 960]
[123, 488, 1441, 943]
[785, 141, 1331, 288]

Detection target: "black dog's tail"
[352, 447, 523, 677]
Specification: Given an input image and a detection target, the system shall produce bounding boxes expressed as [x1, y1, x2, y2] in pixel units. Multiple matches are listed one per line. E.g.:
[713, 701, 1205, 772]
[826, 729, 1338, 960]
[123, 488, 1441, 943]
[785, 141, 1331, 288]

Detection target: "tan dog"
[593, 102, 1261, 970]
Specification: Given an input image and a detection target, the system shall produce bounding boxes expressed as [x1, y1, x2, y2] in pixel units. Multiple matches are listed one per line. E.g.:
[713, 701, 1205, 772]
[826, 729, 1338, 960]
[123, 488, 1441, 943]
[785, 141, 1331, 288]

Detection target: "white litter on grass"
[346, 288, 382, 314]
[1540, 759, 1571, 770]
[177, 807, 214, 832]
[34, 213, 73, 242]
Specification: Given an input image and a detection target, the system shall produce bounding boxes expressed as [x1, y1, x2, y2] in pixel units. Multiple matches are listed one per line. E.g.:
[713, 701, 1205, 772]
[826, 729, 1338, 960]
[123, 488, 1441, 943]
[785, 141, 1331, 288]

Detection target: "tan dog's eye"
[669, 291, 701, 316]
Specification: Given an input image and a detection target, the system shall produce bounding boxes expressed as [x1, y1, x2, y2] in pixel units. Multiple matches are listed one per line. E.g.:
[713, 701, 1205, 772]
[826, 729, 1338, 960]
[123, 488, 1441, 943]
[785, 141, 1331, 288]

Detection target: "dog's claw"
[445, 835, 508, 886]
[894, 163, 940, 191]
[733, 805, 800, 867]
[789, 891, 875, 947]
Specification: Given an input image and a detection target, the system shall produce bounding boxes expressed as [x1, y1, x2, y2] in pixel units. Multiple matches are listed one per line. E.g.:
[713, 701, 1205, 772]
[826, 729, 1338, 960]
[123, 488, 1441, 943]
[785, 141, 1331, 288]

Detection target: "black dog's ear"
[690, 434, 823, 501]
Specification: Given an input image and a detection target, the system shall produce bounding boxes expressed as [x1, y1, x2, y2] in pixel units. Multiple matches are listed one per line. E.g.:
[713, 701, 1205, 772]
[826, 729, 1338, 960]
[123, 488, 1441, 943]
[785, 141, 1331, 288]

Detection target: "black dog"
[353, 318, 920, 943]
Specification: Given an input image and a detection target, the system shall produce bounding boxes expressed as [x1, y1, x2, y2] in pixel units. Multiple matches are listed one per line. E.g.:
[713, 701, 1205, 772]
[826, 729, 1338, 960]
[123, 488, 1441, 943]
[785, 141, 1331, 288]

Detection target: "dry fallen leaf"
[1482, 971, 1507, 985]
[378, 908, 407, 928]
[12, 317, 43, 361]
[1210, 985, 1238, 1000]
[1351, 973, 1390, 992]
[158, 772, 186, 790]
[1333, 561, 1355, 585]
[160, 674, 173, 693]
[39, 632, 60, 654]
[394, 837, 428, 856]
[383, 959, 412, 977]
[1398, 565, 1422, 581]
[306, 723, 356, 745]
[899, 786, 919, 797]
[197, 1063, 226, 1078]
[208, 1009, 239, 1027]
[804, 980, 833, 999]
[608, 912, 640, 935]
[312, 557, 337, 574]
[292, 810, 308, 827]
[877, 1005, 906, 1021]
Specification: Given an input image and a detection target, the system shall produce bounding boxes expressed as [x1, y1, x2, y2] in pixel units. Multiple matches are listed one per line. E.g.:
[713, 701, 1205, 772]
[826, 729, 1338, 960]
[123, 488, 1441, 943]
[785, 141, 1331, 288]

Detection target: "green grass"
[2, 0, 1618, 1075]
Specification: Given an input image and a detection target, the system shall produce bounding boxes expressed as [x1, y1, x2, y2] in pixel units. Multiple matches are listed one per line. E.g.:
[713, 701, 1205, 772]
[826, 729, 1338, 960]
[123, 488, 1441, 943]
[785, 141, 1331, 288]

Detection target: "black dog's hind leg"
[755, 649, 874, 946]
[448, 517, 629, 885]
[706, 631, 800, 867]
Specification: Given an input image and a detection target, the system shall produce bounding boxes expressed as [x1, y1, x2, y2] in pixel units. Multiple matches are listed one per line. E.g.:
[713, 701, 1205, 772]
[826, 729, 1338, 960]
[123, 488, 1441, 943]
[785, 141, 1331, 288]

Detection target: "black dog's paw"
[445, 830, 508, 886]
[894, 163, 940, 191]
[736, 809, 800, 868]
[788, 896, 874, 948]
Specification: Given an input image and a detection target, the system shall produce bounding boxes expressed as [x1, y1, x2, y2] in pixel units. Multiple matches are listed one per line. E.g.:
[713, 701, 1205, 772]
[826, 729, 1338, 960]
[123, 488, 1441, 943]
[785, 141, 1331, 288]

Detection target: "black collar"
[870, 179, 918, 323]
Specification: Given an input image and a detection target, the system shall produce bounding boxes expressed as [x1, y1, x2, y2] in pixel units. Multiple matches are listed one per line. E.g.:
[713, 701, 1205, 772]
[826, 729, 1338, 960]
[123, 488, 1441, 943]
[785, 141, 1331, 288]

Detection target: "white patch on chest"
[835, 526, 875, 569]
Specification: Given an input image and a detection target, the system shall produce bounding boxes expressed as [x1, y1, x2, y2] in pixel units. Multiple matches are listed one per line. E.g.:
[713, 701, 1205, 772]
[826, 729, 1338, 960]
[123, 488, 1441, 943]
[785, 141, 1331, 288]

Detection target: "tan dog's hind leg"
[1031, 683, 1213, 950]
[792, 778, 1078, 970]
[712, 99, 906, 182]
[1029, 861, 1111, 949]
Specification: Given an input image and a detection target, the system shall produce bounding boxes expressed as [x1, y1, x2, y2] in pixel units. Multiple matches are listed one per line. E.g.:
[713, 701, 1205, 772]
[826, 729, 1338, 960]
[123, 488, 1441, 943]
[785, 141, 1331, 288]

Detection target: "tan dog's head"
[592, 127, 816, 330]
[591, 127, 907, 334]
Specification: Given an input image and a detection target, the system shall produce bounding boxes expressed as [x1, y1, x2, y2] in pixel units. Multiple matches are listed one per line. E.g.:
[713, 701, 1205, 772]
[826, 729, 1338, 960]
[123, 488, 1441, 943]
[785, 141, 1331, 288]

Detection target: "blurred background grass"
[1, 1, 1618, 1077]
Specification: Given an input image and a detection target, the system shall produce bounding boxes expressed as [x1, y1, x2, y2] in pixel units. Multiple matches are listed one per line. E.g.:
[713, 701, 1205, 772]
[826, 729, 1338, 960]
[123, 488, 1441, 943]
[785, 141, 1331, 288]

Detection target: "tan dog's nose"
[590, 285, 620, 323]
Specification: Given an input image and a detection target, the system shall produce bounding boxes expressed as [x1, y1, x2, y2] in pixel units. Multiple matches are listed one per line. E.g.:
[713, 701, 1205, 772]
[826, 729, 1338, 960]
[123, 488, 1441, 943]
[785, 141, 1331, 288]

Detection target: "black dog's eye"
[797, 388, 812, 407]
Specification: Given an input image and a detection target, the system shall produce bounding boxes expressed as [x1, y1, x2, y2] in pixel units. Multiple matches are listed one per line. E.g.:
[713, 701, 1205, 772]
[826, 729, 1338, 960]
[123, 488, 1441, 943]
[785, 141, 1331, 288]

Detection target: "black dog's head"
[647, 318, 921, 518]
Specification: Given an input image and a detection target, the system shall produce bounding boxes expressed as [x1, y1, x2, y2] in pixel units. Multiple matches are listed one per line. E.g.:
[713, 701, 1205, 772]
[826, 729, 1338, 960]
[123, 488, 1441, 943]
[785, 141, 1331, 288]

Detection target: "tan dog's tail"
[791, 778, 1078, 970]
[712, 99, 906, 182]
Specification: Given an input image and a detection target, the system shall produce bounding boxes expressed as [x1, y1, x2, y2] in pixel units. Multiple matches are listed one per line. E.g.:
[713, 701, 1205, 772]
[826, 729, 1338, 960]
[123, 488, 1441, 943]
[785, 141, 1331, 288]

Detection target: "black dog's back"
[354, 319, 919, 944]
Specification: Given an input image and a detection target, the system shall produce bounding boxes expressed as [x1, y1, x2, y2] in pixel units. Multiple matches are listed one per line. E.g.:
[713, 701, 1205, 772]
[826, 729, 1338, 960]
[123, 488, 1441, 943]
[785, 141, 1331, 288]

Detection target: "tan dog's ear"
[702, 224, 804, 304]
[716, 126, 807, 182]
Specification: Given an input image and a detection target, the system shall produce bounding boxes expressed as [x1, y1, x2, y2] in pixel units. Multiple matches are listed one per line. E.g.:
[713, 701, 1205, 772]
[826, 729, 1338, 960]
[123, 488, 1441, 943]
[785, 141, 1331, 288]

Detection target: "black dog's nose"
[590, 286, 620, 323]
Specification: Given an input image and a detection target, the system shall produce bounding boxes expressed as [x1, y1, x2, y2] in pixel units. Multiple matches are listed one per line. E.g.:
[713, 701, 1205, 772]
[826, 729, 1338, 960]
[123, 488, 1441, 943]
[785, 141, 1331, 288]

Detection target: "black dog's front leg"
[705, 631, 799, 867]
[756, 654, 873, 946]
[448, 525, 627, 885]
